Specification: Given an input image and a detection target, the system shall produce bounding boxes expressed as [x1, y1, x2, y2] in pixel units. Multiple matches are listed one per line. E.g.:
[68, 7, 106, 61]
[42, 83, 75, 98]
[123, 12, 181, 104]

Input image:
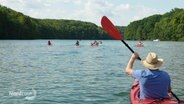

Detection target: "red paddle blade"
[101, 16, 122, 40]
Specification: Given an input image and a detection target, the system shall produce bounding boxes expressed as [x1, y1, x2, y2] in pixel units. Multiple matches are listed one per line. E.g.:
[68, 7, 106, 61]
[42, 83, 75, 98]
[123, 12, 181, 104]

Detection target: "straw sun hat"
[142, 52, 163, 70]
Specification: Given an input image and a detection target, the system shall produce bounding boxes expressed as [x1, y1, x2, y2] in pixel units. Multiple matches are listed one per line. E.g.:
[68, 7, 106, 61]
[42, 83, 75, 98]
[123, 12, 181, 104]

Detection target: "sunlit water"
[0, 40, 183, 104]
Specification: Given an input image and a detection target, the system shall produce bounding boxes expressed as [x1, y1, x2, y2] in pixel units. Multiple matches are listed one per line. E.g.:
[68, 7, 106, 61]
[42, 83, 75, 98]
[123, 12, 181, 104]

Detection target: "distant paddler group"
[76, 40, 102, 46]
[47, 40, 102, 47]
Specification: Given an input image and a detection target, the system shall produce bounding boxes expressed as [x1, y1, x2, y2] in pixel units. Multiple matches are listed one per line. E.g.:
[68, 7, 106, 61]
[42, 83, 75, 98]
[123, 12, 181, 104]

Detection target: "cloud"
[132, 6, 158, 21]
[0, 0, 162, 26]
[70, 0, 114, 25]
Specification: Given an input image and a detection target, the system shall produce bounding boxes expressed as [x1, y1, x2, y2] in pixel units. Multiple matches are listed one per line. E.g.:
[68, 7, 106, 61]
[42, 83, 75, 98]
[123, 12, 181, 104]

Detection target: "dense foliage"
[0, 5, 110, 39]
[0, 5, 183, 41]
[125, 8, 184, 41]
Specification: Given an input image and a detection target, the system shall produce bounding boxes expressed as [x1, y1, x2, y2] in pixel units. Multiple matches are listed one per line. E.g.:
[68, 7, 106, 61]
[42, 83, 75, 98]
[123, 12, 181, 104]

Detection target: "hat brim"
[141, 59, 163, 69]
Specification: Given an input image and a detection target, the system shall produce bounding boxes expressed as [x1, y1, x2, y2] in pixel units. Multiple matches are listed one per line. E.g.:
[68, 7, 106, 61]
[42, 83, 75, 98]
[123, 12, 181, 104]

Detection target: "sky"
[0, 0, 184, 26]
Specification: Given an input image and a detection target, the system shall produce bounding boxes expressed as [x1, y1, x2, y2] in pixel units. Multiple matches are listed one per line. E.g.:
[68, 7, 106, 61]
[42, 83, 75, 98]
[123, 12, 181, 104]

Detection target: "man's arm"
[125, 52, 139, 76]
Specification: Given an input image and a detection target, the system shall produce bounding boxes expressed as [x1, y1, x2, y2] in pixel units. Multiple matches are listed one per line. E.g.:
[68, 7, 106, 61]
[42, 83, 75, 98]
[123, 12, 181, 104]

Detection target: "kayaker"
[135, 42, 144, 47]
[138, 41, 142, 45]
[76, 40, 79, 46]
[48, 40, 52, 46]
[125, 52, 171, 99]
[91, 40, 99, 46]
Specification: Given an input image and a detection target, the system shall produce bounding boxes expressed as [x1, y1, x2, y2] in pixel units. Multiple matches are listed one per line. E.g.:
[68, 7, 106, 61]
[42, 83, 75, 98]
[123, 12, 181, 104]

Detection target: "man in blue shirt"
[125, 52, 171, 99]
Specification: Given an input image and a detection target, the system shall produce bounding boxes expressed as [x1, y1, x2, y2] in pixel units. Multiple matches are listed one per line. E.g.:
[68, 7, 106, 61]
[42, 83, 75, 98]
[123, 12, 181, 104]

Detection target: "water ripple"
[0, 40, 183, 104]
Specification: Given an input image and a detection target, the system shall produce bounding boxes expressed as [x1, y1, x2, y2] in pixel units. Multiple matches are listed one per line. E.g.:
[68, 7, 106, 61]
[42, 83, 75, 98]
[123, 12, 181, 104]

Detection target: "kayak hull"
[135, 44, 144, 47]
[130, 80, 184, 104]
[90, 43, 98, 46]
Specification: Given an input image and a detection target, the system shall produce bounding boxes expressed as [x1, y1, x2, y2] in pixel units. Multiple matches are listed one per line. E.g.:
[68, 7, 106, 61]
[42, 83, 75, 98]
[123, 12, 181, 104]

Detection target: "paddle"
[101, 16, 182, 103]
[171, 92, 182, 103]
[101, 16, 141, 60]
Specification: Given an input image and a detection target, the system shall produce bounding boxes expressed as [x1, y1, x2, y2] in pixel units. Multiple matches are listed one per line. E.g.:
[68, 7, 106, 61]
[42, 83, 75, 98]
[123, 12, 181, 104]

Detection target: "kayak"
[135, 44, 144, 47]
[90, 43, 98, 46]
[130, 80, 184, 104]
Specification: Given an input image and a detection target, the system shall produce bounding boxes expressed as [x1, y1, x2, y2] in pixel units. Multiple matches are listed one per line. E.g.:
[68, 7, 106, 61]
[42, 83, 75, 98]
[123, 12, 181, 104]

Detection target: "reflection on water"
[0, 40, 183, 104]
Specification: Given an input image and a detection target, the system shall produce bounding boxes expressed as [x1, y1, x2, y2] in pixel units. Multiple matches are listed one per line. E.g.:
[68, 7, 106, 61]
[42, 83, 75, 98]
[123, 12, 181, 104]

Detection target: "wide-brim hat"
[141, 52, 163, 70]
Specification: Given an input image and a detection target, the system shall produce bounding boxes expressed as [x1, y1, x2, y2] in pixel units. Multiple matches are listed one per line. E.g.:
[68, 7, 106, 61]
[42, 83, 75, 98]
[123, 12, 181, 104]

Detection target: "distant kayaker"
[138, 41, 142, 45]
[125, 52, 171, 99]
[48, 40, 52, 46]
[94, 40, 99, 46]
[99, 41, 102, 44]
[95, 40, 99, 46]
[76, 40, 79, 46]
[91, 40, 99, 46]
[135, 41, 144, 47]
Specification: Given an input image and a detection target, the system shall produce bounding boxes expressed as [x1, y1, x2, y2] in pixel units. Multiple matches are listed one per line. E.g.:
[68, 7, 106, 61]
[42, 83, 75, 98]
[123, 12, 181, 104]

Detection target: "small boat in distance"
[153, 39, 160, 41]
[135, 41, 144, 47]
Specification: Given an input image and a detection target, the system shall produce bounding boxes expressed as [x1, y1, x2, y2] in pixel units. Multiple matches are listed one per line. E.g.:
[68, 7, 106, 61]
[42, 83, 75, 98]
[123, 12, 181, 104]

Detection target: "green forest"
[0, 5, 110, 40]
[125, 8, 184, 41]
[0, 5, 184, 41]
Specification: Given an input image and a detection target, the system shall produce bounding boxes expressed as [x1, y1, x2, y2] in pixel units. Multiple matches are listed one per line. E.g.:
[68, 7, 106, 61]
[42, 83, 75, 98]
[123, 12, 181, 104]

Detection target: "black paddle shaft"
[171, 91, 181, 102]
[121, 40, 141, 60]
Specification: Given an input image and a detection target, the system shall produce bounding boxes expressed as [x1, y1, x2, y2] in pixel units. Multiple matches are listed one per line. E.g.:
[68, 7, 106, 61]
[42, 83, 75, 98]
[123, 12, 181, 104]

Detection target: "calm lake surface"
[0, 40, 184, 104]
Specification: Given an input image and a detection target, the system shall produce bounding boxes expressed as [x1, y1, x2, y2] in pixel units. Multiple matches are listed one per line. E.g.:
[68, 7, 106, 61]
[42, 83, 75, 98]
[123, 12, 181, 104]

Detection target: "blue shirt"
[132, 69, 170, 99]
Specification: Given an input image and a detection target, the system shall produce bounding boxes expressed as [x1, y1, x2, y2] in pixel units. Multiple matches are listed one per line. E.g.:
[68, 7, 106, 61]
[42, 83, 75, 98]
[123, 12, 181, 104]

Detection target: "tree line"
[0, 5, 110, 40]
[125, 8, 184, 41]
[0, 5, 183, 41]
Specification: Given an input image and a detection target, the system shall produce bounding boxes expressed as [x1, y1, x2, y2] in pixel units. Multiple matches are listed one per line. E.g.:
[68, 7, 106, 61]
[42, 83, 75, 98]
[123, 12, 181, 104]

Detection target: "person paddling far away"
[138, 41, 142, 45]
[48, 40, 52, 46]
[76, 40, 79, 46]
[125, 52, 171, 99]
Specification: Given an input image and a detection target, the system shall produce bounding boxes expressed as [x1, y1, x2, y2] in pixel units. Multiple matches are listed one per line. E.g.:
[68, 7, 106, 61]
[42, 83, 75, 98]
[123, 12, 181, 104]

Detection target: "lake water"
[0, 40, 184, 104]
